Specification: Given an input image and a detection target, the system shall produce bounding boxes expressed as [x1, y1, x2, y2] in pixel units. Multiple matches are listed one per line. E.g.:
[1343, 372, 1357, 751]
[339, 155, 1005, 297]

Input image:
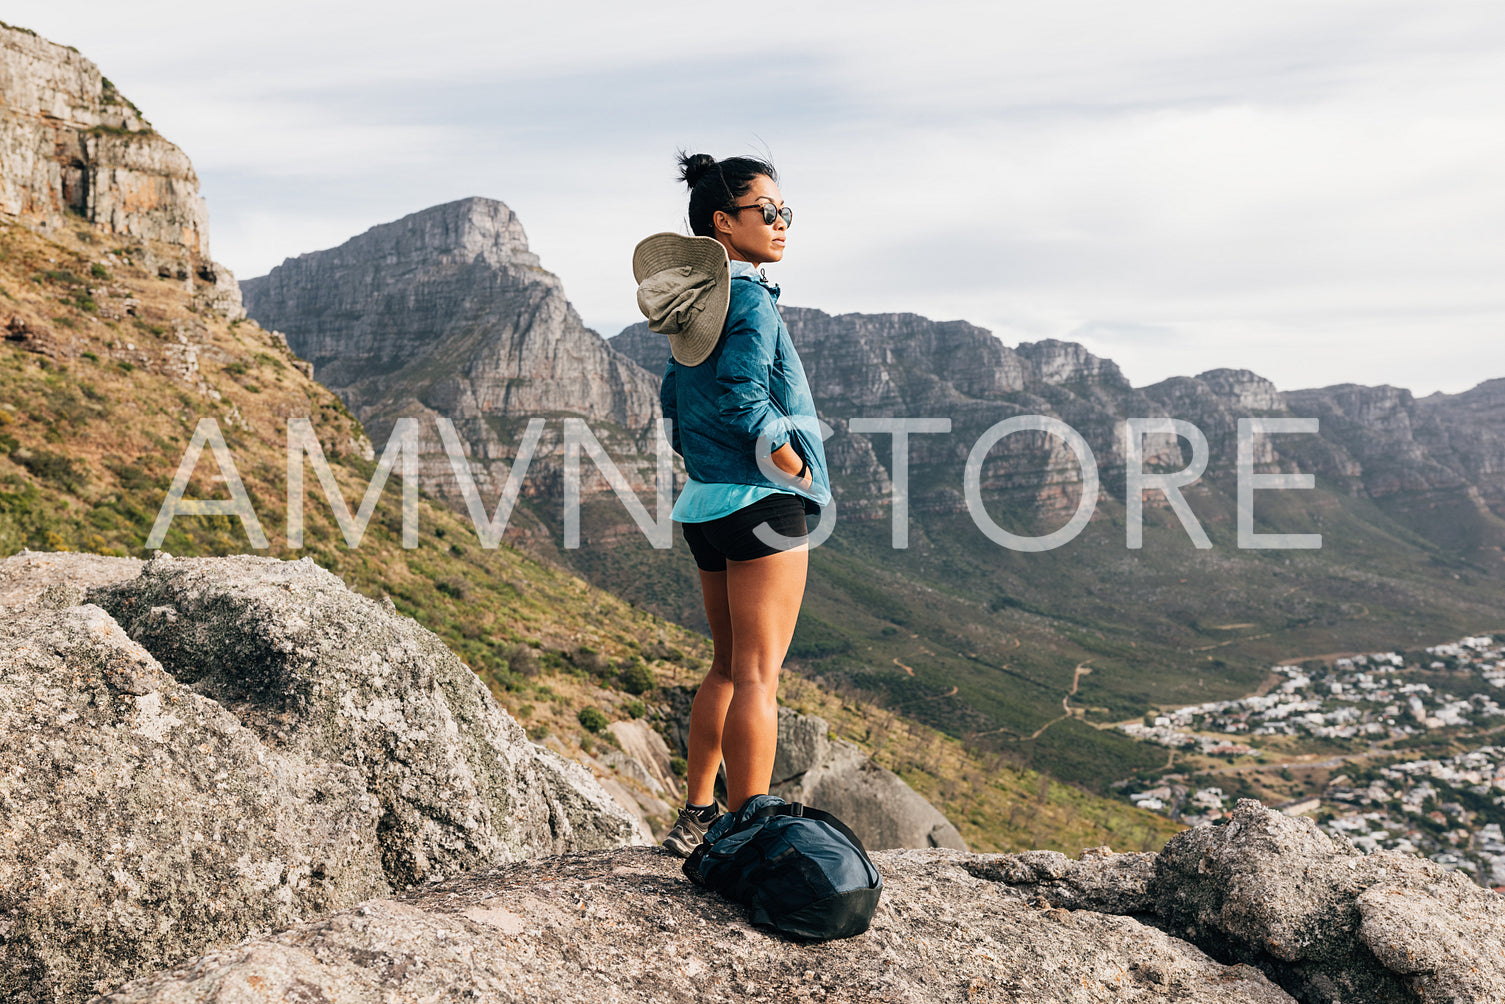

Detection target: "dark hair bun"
[677, 152, 718, 189]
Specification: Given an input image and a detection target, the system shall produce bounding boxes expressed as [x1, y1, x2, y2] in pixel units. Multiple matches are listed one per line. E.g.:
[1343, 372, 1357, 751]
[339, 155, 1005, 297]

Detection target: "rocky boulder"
[0, 549, 142, 609]
[91, 554, 642, 886]
[0, 599, 385, 1004]
[964, 845, 1158, 916]
[1152, 799, 1505, 1004]
[772, 708, 967, 851]
[100, 846, 1296, 1004]
[0, 552, 640, 1001]
[993, 799, 1505, 1004]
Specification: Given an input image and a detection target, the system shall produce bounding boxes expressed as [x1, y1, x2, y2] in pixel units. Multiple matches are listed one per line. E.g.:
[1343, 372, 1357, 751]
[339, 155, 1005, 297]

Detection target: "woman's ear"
[712, 210, 732, 236]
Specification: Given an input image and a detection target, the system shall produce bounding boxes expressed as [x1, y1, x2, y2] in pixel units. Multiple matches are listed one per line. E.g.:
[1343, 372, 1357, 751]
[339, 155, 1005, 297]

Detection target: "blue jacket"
[660, 271, 831, 512]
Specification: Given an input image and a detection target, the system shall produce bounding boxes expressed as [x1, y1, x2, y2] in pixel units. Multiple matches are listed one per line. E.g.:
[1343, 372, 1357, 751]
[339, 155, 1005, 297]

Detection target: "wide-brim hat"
[632, 232, 730, 367]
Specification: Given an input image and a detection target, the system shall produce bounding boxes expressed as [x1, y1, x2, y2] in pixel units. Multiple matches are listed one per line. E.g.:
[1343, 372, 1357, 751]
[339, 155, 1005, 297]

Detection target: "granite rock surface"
[983, 798, 1505, 1004]
[1151, 799, 1505, 1004]
[0, 552, 640, 1001]
[90, 554, 643, 885]
[0, 600, 385, 1003]
[100, 846, 1297, 1004]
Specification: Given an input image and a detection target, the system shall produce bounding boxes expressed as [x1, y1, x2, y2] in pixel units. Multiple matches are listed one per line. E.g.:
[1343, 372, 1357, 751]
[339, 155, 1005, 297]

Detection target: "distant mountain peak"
[270, 197, 541, 275]
[239, 198, 656, 465]
[1015, 338, 1129, 388]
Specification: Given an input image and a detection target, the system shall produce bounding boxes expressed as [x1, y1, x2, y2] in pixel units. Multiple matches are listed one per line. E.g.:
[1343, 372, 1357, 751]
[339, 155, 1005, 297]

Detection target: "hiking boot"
[662, 804, 721, 857]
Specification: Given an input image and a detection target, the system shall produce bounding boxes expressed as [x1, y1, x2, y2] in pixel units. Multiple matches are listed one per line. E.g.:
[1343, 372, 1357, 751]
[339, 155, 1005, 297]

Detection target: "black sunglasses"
[728, 201, 793, 228]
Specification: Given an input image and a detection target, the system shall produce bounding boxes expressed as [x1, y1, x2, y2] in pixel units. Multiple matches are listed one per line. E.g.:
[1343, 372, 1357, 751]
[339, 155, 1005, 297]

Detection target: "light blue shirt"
[671, 260, 793, 524]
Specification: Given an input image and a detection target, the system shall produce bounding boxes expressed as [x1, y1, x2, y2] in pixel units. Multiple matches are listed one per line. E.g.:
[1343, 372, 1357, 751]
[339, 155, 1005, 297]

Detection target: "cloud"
[9, 0, 1505, 394]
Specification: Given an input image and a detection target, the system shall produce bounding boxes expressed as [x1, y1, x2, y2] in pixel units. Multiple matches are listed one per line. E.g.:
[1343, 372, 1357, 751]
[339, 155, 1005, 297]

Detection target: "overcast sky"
[12, 1, 1504, 395]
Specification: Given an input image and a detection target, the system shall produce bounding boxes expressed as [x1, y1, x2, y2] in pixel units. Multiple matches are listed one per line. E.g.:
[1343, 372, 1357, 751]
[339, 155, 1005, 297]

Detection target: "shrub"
[13, 448, 82, 488]
[670, 756, 688, 778]
[577, 707, 609, 733]
[617, 658, 656, 695]
[623, 699, 646, 719]
[571, 646, 610, 677]
[503, 643, 540, 677]
[644, 640, 683, 662]
[435, 577, 468, 600]
[89, 263, 109, 279]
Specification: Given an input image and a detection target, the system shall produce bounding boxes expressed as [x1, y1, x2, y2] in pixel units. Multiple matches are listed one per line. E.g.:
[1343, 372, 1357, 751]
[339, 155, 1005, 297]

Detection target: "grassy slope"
[0, 216, 1177, 854]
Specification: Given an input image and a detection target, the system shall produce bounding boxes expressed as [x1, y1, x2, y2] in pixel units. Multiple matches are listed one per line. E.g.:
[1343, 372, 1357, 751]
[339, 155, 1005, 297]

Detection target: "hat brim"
[632, 233, 730, 367]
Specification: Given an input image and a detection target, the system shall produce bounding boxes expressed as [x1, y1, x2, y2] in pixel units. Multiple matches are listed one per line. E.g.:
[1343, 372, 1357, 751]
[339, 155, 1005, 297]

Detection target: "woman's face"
[713, 174, 788, 267]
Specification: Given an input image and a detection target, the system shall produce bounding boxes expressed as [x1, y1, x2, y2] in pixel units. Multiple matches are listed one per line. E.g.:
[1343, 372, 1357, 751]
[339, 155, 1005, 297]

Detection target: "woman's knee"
[726, 658, 780, 694]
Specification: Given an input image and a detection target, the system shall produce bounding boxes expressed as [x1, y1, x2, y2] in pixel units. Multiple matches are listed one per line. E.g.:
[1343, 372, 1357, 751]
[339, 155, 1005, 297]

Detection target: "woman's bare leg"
[719, 544, 808, 810]
[684, 568, 734, 806]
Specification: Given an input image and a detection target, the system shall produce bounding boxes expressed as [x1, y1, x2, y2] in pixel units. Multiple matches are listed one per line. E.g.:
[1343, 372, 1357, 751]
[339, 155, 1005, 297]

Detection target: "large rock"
[772, 707, 967, 851]
[101, 846, 1296, 1004]
[0, 553, 643, 1001]
[0, 601, 386, 1004]
[1151, 799, 1505, 1004]
[606, 718, 680, 801]
[91, 554, 642, 888]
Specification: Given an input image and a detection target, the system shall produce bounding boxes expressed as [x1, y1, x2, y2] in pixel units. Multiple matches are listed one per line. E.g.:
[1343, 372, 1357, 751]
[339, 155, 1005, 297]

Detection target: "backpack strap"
[682, 841, 710, 886]
[749, 802, 874, 860]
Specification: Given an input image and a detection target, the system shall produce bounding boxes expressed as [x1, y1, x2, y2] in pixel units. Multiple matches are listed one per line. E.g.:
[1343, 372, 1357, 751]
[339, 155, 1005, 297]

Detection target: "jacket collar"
[730, 260, 780, 300]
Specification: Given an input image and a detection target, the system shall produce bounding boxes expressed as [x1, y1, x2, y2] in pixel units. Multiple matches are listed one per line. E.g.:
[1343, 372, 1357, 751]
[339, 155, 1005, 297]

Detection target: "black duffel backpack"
[683, 793, 883, 941]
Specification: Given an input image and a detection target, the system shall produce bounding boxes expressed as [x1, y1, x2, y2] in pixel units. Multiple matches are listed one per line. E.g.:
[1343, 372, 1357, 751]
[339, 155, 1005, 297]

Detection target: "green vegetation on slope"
[0, 216, 1177, 854]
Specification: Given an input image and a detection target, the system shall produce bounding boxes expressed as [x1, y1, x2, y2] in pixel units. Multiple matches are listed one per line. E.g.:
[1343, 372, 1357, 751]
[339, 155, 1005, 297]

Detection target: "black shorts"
[681, 493, 809, 571]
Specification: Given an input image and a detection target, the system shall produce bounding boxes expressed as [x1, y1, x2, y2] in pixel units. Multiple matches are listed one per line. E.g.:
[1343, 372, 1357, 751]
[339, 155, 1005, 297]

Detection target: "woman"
[632, 152, 831, 856]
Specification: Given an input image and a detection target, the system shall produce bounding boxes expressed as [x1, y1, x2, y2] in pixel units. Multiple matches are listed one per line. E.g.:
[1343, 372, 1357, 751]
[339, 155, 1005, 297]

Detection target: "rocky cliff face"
[0, 22, 241, 317]
[239, 198, 659, 514]
[1280, 380, 1505, 549]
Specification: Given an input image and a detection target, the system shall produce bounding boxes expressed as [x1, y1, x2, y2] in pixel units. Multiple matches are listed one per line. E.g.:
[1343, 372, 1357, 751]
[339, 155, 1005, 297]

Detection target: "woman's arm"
[716, 288, 791, 449]
[769, 442, 810, 487]
[715, 288, 811, 488]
